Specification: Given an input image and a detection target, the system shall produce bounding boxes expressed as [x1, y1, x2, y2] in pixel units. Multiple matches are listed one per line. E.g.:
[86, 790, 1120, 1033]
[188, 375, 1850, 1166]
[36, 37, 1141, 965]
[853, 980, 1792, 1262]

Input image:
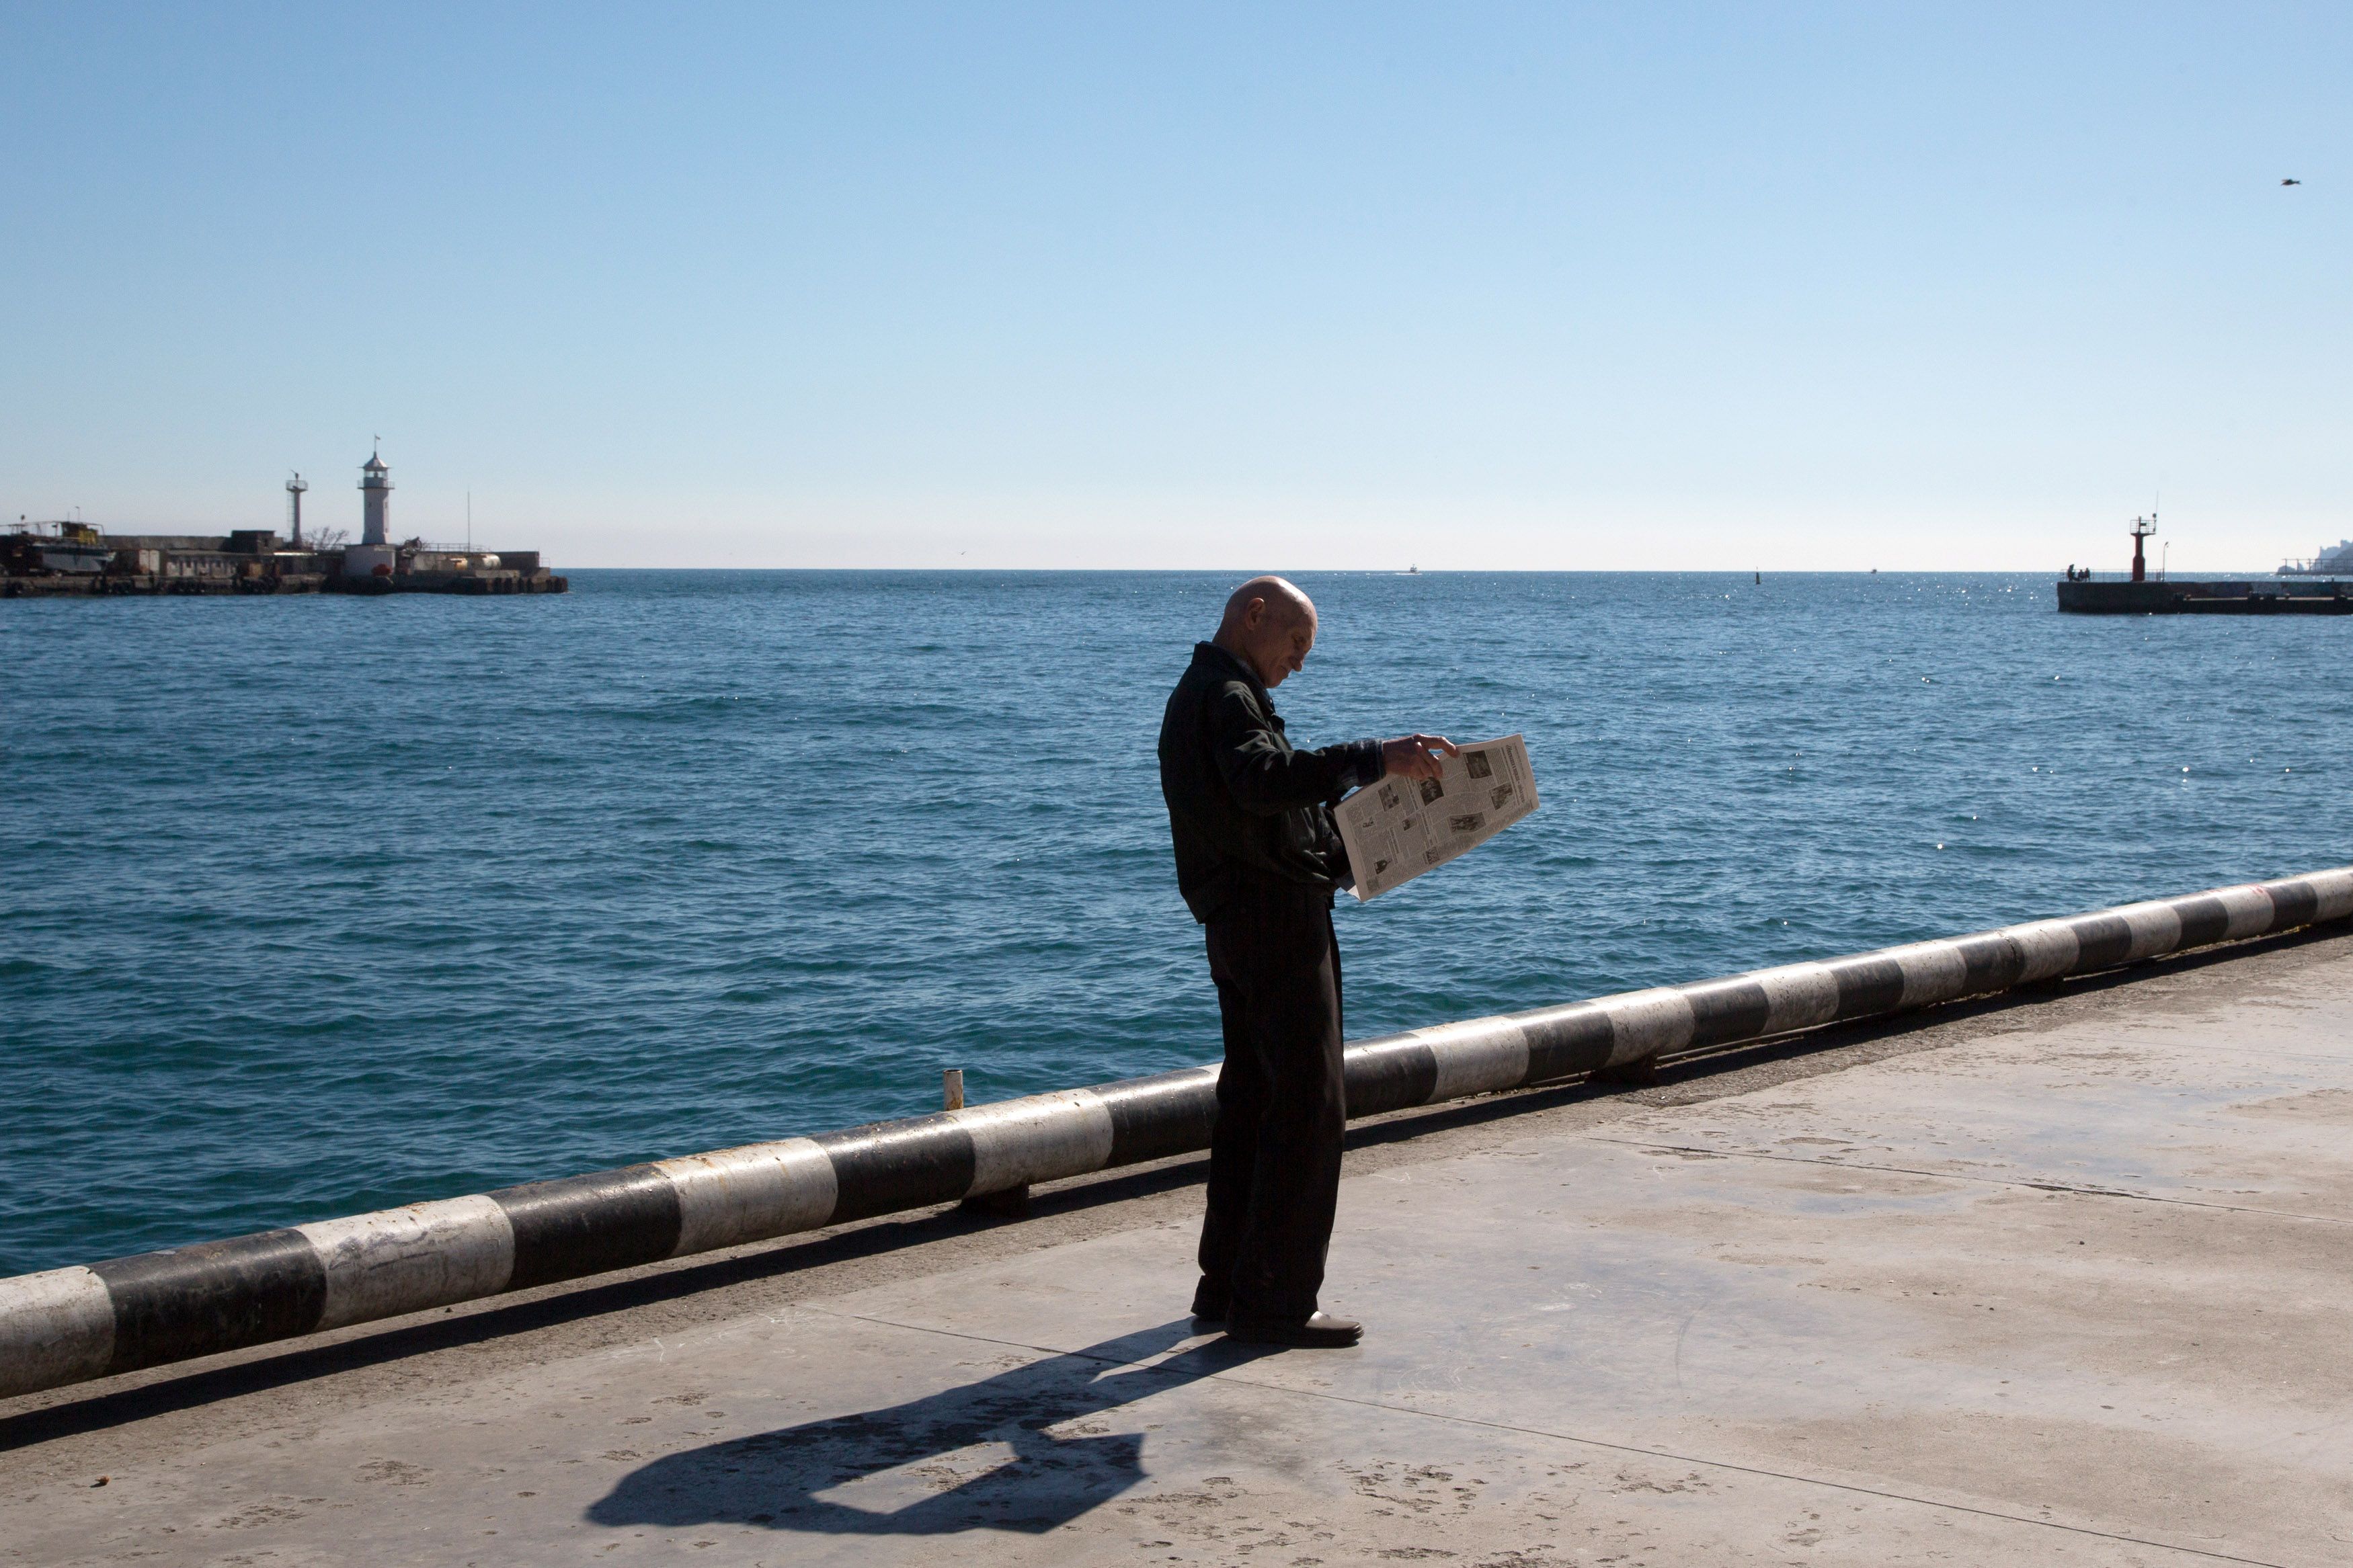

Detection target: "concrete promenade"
[5, 933, 2350, 1565]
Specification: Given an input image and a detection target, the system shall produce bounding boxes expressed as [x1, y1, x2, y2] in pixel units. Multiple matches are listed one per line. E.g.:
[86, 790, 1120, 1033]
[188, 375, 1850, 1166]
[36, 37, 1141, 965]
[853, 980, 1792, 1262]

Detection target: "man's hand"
[1380, 733, 1458, 782]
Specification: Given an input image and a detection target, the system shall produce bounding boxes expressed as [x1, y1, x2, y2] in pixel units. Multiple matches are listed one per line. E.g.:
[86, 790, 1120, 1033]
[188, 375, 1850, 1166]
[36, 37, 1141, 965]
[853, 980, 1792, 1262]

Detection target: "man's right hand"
[1381, 734, 1457, 782]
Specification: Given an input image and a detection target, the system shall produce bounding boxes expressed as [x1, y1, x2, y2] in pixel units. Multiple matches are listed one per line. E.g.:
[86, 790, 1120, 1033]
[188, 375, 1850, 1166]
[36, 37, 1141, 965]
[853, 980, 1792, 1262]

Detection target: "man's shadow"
[586, 1320, 1272, 1536]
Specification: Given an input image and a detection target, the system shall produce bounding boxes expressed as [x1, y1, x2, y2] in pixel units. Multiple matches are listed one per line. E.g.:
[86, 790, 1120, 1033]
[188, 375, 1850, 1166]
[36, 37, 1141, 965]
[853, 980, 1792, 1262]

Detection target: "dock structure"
[2057, 576, 2353, 614]
[4, 881, 2353, 1561]
[2057, 509, 2353, 613]
[1, 451, 566, 597]
[0, 527, 565, 597]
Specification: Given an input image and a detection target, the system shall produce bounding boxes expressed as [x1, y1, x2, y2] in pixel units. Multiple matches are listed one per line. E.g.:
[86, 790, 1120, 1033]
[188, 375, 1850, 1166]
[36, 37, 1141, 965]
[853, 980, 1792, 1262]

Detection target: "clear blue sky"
[3, 3, 2344, 569]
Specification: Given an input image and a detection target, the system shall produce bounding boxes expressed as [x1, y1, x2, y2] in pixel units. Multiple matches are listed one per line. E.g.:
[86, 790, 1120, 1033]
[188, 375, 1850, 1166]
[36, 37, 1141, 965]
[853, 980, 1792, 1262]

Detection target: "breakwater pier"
[3, 452, 566, 597]
[2055, 511, 2353, 614]
[2057, 575, 2353, 614]
[5, 872, 2352, 1563]
[0, 525, 567, 597]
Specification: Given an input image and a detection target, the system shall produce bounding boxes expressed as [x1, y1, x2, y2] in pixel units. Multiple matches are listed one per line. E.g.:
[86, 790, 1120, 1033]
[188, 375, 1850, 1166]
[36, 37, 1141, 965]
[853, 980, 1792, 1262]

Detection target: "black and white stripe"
[4, 868, 2346, 1401]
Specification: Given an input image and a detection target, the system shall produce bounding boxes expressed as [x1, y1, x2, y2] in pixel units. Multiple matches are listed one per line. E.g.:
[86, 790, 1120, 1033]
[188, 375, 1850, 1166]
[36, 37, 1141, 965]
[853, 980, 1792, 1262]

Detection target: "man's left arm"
[1312, 739, 1386, 802]
[1211, 685, 1380, 814]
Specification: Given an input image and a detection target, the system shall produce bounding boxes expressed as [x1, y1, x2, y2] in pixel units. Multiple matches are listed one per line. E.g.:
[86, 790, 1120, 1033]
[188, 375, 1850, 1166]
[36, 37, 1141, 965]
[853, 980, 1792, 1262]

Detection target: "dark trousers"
[1195, 883, 1347, 1322]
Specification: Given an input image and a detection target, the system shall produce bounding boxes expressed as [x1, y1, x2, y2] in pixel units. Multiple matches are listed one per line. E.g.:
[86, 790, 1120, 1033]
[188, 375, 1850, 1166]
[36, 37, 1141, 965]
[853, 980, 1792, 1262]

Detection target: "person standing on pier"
[1158, 576, 1454, 1348]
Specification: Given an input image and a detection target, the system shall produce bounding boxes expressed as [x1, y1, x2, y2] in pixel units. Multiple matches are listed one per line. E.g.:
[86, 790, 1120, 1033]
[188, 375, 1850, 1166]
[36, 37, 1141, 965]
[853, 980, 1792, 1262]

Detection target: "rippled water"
[5, 570, 2350, 1275]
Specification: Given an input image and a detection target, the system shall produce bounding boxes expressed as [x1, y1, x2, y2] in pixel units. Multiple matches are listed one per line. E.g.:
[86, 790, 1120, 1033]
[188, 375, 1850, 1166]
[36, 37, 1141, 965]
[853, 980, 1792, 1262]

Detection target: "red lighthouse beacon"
[2128, 511, 2157, 583]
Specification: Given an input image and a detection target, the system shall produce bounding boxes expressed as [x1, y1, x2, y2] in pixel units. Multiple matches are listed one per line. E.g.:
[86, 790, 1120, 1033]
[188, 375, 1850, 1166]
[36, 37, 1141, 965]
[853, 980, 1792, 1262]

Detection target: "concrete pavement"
[5, 932, 2350, 1565]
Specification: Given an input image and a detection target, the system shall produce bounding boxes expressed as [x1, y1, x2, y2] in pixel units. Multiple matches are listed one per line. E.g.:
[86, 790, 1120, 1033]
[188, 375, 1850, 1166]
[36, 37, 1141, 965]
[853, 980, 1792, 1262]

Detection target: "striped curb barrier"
[4, 866, 2349, 1401]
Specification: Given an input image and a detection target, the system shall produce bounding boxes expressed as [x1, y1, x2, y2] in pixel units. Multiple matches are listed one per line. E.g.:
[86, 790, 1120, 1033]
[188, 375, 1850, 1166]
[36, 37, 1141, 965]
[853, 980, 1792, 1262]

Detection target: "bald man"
[1158, 576, 1453, 1348]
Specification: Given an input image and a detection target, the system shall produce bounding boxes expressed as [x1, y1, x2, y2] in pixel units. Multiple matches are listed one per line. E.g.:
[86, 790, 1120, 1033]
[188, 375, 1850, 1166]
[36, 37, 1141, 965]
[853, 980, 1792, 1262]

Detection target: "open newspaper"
[1334, 734, 1540, 901]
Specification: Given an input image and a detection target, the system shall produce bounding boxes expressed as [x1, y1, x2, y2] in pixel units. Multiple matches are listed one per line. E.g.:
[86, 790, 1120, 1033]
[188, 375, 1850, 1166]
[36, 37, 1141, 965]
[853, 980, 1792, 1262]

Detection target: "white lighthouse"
[343, 444, 401, 579]
[360, 448, 393, 545]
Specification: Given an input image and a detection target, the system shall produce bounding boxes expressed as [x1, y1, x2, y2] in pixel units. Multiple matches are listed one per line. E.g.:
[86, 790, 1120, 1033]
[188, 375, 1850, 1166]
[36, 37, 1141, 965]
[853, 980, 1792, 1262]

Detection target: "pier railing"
[5, 868, 2350, 1402]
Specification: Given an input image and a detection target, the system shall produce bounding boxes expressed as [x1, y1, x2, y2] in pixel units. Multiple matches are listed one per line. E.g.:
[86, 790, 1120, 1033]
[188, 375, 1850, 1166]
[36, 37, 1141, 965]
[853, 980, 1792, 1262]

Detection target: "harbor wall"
[4, 866, 2350, 1403]
[1, 525, 565, 596]
[2057, 577, 2353, 613]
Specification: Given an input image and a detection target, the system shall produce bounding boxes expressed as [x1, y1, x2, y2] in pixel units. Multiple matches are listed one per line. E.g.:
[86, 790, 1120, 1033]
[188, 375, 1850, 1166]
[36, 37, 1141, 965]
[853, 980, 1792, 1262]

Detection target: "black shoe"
[1190, 1282, 1230, 1328]
[1224, 1311, 1362, 1348]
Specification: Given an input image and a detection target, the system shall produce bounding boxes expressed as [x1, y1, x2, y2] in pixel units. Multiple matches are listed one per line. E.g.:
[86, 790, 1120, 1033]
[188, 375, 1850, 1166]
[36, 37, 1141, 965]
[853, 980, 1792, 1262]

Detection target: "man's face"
[1246, 602, 1317, 688]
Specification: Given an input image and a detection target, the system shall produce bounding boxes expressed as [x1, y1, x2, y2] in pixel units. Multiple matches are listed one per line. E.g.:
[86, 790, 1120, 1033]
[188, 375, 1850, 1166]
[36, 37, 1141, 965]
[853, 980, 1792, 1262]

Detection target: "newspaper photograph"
[1334, 734, 1540, 901]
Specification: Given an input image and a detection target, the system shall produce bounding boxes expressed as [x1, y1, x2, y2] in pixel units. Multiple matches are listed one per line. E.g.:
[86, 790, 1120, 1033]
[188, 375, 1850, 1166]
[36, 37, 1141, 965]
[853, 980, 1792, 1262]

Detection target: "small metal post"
[942, 1069, 963, 1111]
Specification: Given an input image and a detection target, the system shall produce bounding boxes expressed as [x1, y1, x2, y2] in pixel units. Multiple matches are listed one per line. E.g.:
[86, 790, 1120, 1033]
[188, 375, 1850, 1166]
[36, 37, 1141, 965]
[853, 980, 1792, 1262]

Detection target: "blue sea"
[6, 571, 2352, 1277]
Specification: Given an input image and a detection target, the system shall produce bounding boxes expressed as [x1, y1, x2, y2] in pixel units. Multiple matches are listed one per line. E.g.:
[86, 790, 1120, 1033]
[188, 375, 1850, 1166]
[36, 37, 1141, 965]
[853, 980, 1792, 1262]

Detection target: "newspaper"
[1334, 734, 1540, 902]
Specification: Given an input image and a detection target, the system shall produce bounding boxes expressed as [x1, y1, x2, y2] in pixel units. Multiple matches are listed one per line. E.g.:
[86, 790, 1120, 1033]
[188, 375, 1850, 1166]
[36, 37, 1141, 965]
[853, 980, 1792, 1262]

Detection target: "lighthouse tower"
[342, 444, 402, 580]
[360, 448, 393, 546]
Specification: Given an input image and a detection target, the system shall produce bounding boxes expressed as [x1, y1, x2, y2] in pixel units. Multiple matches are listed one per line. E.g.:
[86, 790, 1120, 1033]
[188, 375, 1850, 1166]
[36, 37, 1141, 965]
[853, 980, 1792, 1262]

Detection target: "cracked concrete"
[5, 932, 2352, 1565]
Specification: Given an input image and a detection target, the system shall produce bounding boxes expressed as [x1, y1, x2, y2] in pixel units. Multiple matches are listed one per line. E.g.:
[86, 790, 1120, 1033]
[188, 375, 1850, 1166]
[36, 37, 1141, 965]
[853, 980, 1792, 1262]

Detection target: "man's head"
[1212, 575, 1318, 688]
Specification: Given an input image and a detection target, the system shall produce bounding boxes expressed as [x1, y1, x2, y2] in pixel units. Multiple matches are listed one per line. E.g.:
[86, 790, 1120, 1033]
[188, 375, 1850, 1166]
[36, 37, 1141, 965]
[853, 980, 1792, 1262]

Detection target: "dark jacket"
[1158, 641, 1383, 923]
